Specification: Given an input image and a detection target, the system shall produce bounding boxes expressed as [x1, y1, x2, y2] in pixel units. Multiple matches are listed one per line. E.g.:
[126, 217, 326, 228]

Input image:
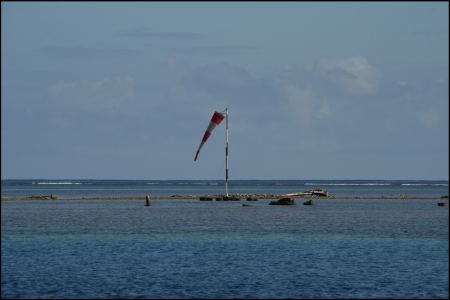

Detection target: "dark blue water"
[1, 181, 449, 299]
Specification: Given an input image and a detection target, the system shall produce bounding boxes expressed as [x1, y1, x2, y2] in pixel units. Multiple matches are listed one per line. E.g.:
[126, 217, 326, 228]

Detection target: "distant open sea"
[2, 179, 449, 299]
[1, 179, 449, 198]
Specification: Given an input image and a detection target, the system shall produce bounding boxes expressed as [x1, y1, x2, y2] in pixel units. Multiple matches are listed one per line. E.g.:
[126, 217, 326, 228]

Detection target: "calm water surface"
[2, 197, 448, 299]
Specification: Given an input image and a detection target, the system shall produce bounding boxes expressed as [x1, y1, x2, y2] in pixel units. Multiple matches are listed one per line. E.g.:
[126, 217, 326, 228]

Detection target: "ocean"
[1, 180, 449, 299]
[1, 179, 449, 198]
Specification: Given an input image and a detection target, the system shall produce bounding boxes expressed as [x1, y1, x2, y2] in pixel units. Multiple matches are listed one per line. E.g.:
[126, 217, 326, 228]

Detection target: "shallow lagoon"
[2, 198, 448, 298]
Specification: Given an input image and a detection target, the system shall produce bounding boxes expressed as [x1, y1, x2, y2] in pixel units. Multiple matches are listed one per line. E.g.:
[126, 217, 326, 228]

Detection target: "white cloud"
[48, 75, 135, 113]
[167, 56, 177, 68]
[284, 85, 333, 127]
[418, 110, 440, 128]
[397, 81, 408, 87]
[179, 62, 254, 95]
[315, 56, 381, 95]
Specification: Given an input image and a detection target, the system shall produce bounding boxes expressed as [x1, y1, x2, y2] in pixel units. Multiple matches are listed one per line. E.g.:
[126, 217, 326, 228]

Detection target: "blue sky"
[1, 2, 448, 180]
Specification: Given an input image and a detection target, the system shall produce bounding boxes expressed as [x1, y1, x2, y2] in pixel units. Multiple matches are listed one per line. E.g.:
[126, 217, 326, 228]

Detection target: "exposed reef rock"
[269, 197, 295, 205]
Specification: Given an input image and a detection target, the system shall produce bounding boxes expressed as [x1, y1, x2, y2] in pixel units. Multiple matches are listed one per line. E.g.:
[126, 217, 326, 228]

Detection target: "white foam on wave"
[304, 183, 392, 186]
[401, 183, 448, 186]
[35, 182, 82, 185]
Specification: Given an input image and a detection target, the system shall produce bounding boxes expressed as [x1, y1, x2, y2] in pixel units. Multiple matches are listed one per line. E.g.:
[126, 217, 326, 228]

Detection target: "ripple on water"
[1, 199, 449, 299]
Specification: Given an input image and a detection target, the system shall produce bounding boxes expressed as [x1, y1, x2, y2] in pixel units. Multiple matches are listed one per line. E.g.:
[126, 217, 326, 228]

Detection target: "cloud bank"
[48, 75, 135, 114]
[314, 56, 381, 95]
[42, 46, 136, 60]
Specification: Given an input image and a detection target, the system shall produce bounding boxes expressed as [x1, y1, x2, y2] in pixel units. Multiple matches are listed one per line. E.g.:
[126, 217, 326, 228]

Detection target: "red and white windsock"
[194, 111, 225, 161]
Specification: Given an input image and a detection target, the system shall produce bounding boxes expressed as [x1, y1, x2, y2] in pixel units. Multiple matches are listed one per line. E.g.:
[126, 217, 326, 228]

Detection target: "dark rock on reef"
[246, 197, 258, 201]
[214, 196, 240, 201]
[222, 196, 240, 201]
[29, 195, 57, 200]
[216, 196, 241, 201]
[269, 197, 295, 205]
[303, 199, 313, 205]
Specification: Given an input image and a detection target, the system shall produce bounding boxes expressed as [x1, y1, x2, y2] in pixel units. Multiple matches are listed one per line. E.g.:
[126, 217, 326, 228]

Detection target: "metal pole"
[225, 108, 229, 197]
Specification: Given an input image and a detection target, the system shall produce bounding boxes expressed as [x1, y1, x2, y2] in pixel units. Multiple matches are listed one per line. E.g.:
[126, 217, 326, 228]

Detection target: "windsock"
[194, 111, 225, 161]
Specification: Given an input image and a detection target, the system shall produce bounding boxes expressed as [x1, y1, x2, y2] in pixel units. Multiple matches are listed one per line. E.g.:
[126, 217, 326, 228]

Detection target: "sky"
[1, 2, 448, 180]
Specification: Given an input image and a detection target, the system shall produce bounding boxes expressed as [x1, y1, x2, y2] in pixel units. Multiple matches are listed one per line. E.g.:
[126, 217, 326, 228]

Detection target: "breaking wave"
[33, 182, 83, 185]
[401, 183, 448, 186]
[304, 183, 392, 186]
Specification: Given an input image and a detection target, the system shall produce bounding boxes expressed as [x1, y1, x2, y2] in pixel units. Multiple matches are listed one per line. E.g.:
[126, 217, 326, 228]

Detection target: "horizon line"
[2, 178, 449, 182]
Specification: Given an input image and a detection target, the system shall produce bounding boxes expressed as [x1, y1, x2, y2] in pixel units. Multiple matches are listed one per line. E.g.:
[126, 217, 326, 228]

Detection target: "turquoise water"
[2, 195, 448, 299]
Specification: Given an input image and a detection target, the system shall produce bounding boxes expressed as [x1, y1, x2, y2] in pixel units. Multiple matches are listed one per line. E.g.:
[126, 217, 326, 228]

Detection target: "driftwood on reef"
[2, 188, 446, 202]
[285, 189, 330, 198]
[196, 189, 333, 202]
[29, 195, 57, 200]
